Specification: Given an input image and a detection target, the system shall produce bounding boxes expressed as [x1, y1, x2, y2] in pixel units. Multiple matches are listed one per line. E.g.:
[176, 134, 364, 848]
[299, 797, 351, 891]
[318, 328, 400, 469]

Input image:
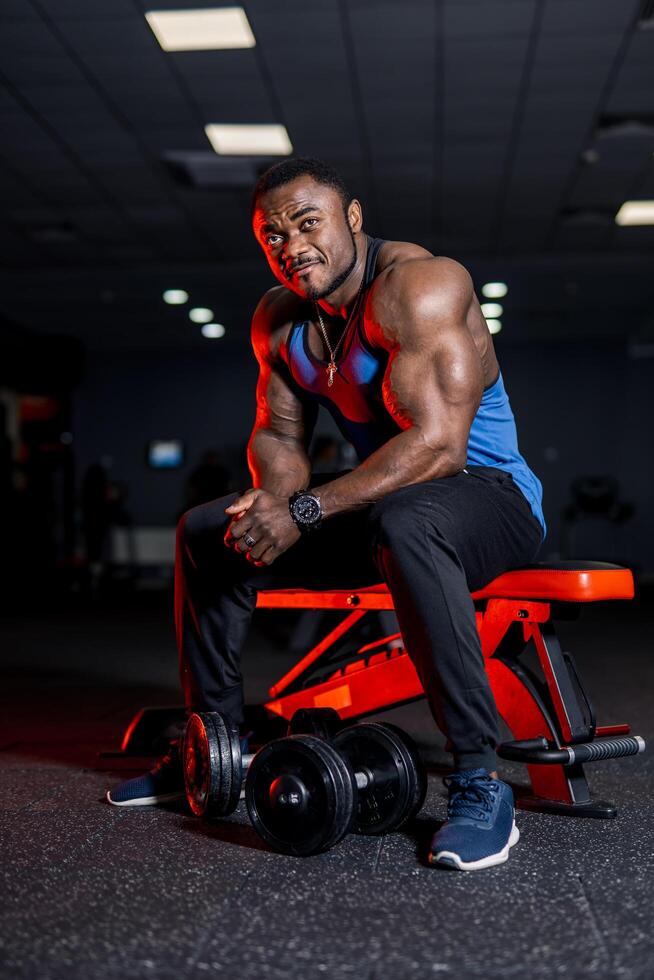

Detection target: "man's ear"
[347, 198, 363, 234]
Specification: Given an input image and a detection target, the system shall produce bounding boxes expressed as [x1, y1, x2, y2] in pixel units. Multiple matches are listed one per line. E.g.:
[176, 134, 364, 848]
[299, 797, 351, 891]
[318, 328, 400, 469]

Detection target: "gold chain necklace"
[313, 246, 367, 388]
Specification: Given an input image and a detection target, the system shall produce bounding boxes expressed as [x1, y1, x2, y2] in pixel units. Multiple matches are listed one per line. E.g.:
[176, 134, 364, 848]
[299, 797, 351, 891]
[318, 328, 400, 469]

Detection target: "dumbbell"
[244, 722, 427, 856]
[183, 707, 341, 818]
[183, 711, 255, 818]
[286, 706, 343, 740]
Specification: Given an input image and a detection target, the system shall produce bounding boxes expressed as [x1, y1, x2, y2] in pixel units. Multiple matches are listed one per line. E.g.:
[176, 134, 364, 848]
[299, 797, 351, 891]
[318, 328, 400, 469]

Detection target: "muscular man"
[109, 158, 545, 871]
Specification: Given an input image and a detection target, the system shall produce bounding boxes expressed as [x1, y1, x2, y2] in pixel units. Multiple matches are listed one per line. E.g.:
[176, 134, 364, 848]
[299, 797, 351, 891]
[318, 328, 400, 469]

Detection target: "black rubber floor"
[1, 587, 653, 980]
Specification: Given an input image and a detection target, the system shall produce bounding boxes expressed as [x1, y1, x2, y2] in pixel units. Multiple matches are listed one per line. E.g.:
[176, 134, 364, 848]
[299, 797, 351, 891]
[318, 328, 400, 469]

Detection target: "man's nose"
[282, 232, 310, 268]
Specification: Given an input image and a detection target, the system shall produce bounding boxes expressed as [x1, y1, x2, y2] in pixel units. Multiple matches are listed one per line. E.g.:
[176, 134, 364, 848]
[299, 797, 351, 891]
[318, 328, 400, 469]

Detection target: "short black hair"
[251, 157, 352, 218]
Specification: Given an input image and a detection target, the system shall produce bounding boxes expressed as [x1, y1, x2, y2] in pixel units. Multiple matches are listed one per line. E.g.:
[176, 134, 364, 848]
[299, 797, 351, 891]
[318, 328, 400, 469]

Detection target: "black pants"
[174, 467, 544, 771]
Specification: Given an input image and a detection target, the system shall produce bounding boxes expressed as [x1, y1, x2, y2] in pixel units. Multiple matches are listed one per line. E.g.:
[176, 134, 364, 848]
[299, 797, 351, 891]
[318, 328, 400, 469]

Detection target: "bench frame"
[258, 580, 633, 817]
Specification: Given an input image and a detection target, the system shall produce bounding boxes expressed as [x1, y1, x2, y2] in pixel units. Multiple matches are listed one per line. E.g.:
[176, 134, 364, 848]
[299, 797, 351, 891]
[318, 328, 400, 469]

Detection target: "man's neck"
[316, 234, 368, 320]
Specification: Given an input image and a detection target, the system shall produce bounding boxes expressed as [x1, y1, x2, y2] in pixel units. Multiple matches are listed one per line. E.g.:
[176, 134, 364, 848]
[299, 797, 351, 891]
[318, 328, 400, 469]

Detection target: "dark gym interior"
[1, 2, 653, 978]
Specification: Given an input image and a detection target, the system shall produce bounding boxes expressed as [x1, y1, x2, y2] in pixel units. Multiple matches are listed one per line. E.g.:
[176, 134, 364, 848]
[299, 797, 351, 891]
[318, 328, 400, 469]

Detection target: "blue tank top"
[283, 237, 546, 535]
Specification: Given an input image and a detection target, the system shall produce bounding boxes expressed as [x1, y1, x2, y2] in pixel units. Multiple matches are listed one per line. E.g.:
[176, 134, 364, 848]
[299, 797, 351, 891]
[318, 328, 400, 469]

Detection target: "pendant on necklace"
[327, 362, 336, 387]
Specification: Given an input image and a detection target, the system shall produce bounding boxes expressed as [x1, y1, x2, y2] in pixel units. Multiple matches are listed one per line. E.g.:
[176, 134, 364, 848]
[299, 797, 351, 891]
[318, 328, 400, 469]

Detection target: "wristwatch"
[289, 490, 323, 532]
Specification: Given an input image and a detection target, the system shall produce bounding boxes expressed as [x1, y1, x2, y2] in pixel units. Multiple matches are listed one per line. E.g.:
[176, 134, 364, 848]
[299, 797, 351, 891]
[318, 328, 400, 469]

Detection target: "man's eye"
[266, 235, 281, 246]
[302, 218, 317, 229]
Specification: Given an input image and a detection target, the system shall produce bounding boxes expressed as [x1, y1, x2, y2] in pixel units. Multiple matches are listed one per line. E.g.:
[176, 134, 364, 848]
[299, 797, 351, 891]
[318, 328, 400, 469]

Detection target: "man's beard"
[302, 229, 357, 301]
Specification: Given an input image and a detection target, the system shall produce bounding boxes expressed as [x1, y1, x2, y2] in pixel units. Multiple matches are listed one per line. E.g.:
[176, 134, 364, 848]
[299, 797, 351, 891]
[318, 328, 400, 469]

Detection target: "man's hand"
[224, 489, 301, 566]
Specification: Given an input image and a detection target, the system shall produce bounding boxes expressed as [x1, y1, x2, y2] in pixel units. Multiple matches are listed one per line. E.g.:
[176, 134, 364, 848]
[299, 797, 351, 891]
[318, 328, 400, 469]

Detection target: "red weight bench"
[257, 561, 645, 818]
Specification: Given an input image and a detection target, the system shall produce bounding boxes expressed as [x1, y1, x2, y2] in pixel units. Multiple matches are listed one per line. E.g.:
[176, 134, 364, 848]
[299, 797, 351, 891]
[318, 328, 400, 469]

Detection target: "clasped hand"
[224, 489, 301, 566]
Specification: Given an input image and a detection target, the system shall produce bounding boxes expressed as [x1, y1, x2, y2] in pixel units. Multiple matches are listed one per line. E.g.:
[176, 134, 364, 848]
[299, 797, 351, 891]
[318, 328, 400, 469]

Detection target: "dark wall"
[73, 342, 653, 571]
[498, 343, 652, 570]
[73, 347, 258, 527]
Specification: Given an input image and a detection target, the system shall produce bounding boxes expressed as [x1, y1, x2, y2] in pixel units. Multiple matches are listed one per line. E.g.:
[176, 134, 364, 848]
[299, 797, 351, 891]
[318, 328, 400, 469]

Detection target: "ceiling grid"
[343, 1, 438, 240]
[430, 0, 444, 249]
[506, 0, 642, 253]
[37, 0, 228, 260]
[0, 64, 150, 268]
[335, 0, 381, 235]
[488, 0, 545, 254]
[0, 0, 651, 348]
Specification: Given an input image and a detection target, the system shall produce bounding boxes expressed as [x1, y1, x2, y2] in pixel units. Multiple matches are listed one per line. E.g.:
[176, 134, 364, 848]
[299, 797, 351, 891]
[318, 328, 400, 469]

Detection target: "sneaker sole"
[429, 822, 520, 871]
[106, 790, 186, 807]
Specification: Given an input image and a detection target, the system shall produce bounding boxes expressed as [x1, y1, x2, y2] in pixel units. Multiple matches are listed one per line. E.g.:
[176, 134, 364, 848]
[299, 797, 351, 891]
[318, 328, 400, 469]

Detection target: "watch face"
[293, 494, 321, 525]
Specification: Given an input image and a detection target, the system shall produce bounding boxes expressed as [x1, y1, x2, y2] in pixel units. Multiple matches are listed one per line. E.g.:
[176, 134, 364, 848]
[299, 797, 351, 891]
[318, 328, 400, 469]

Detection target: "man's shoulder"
[376, 241, 471, 291]
[251, 286, 309, 355]
[372, 244, 473, 314]
[254, 285, 307, 327]
[376, 239, 434, 270]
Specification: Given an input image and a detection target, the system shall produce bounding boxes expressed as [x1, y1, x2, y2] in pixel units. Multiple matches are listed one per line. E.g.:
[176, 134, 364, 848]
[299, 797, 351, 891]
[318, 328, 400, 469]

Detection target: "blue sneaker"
[106, 741, 184, 807]
[106, 733, 253, 807]
[428, 768, 519, 871]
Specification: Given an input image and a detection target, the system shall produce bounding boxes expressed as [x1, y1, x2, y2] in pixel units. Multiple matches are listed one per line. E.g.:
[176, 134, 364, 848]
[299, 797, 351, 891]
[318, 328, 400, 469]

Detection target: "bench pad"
[257, 561, 634, 606]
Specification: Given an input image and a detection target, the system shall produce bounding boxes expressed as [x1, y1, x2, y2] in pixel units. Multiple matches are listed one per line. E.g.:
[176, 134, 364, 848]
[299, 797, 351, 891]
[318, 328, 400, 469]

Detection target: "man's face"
[253, 176, 359, 301]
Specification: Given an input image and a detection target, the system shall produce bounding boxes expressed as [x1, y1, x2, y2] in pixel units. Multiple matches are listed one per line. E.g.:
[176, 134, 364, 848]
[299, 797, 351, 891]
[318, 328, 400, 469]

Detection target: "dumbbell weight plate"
[287, 707, 342, 740]
[183, 712, 242, 819]
[332, 723, 426, 835]
[381, 723, 428, 828]
[245, 735, 356, 856]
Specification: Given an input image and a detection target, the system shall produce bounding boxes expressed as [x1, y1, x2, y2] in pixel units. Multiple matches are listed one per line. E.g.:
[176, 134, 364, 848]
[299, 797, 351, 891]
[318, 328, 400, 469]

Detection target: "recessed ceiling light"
[481, 302, 503, 319]
[145, 7, 255, 51]
[581, 148, 600, 165]
[201, 323, 226, 339]
[615, 200, 654, 225]
[487, 319, 502, 335]
[189, 307, 214, 324]
[205, 123, 293, 156]
[481, 282, 508, 299]
[163, 289, 188, 305]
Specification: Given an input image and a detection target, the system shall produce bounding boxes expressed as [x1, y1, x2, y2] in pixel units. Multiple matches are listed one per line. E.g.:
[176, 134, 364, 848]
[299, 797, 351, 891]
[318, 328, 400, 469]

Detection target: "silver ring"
[243, 533, 256, 549]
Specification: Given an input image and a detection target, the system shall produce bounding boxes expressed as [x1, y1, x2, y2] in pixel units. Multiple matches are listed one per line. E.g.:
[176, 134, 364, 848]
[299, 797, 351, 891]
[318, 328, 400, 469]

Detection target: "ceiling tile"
[444, 0, 536, 37]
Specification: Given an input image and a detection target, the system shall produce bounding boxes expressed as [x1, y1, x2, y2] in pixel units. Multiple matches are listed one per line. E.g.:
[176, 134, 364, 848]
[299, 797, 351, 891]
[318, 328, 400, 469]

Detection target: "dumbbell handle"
[239, 753, 255, 783]
[355, 769, 372, 790]
[242, 751, 372, 791]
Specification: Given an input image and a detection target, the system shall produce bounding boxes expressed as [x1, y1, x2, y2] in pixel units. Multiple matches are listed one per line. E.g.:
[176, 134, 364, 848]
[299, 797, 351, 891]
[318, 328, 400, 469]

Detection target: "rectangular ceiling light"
[145, 8, 255, 51]
[205, 124, 292, 156]
[615, 200, 654, 225]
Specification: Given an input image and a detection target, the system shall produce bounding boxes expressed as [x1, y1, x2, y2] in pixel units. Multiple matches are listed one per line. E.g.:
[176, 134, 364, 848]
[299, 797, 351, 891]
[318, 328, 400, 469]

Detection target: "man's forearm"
[313, 428, 464, 519]
[247, 428, 311, 497]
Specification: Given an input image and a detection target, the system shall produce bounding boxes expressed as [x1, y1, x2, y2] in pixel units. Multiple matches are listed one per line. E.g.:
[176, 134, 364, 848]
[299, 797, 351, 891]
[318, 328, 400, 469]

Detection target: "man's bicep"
[250, 291, 316, 446]
[376, 258, 484, 463]
[254, 359, 316, 447]
[382, 322, 483, 464]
